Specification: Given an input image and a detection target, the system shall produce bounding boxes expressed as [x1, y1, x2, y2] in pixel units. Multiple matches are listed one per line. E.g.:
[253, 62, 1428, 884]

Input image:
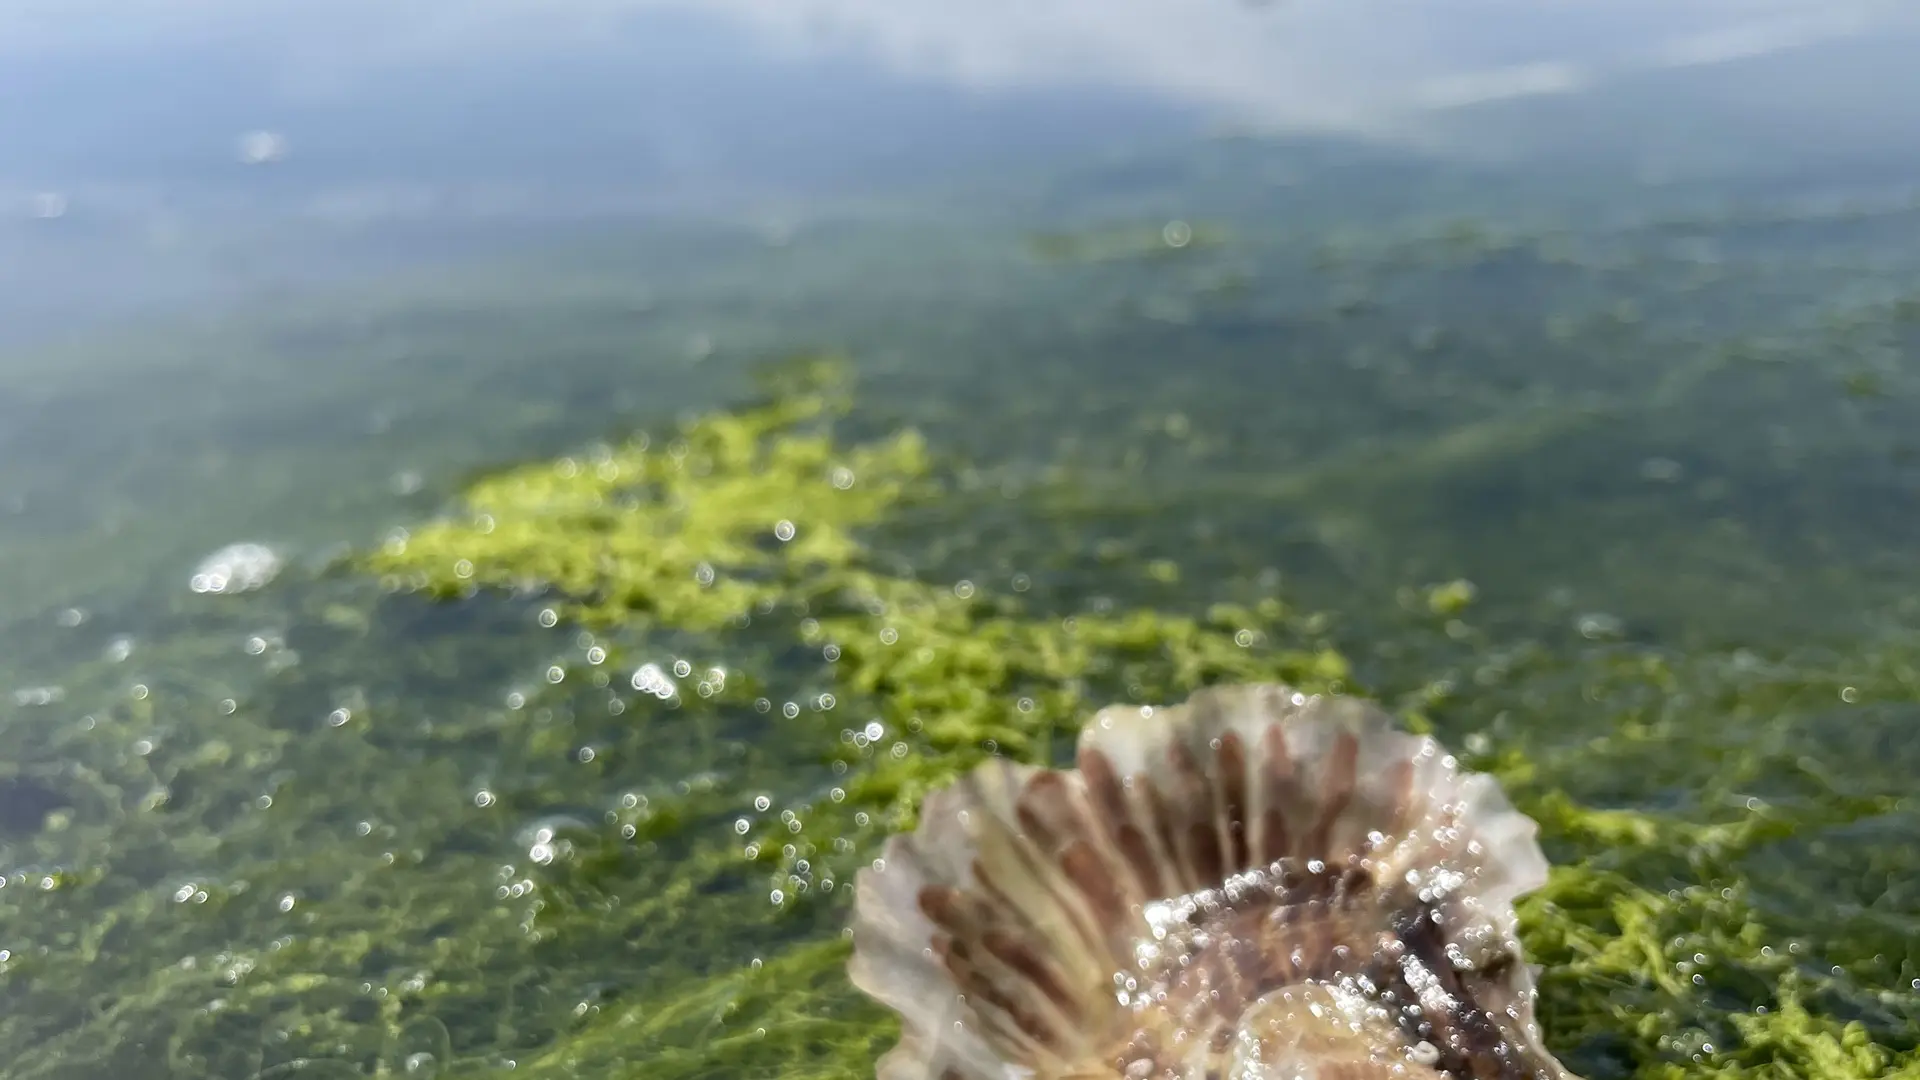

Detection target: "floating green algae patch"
[365, 357, 931, 634]
[349, 364, 1916, 1079]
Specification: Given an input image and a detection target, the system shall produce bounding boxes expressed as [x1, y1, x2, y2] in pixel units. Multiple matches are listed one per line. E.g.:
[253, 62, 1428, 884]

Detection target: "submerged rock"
[849, 682, 1578, 1080]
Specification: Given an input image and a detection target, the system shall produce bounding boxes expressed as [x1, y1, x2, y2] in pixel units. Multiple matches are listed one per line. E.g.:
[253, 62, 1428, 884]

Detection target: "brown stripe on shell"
[1257, 723, 1297, 864]
[980, 928, 1085, 1024]
[925, 887, 1087, 1058]
[1186, 820, 1226, 887]
[1164, 739, 1221, 888]
[948, 932, 1096, 1069]
[1304, 729, 1359, 861]
[975, 777, 1110, 964]
[1215, 730, 1252, 871]
[929, 933, 1036, 1053]
[1076, 746, 1168, 898]
[1115, 820, 1166, 899]
[970, 856, 1099, 969]
[1012, 768, 1136, 934]
[1258, 806, 1292, 867]
[917, 883, 983, 936]
[935, 938, 1056, 1060]
[1076, 744, 1130, 824]
[1057, 839, 1127, 931]
[1142, 782, 1192, 894]
[1013, 771, 1076, 851]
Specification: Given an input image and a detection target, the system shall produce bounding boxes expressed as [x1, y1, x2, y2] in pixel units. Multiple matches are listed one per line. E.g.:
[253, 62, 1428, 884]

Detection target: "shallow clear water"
[3, 5, 1919, 1079]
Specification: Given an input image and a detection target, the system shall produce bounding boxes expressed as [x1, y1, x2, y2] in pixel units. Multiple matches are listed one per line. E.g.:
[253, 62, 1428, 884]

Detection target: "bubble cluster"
[631, 663, 677, 700]
[189, 542, 282, 595]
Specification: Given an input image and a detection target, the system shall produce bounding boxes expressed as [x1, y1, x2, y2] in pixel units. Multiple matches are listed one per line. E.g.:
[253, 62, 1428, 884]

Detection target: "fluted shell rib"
[849, 683, 1579, 1080]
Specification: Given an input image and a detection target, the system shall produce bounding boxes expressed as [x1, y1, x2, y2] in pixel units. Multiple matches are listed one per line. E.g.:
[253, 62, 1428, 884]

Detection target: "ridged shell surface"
[849, 683, 1579, 1080]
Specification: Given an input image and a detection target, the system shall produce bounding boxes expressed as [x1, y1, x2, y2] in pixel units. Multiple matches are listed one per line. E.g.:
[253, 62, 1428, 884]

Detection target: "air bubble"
[631, 664, 676, 699]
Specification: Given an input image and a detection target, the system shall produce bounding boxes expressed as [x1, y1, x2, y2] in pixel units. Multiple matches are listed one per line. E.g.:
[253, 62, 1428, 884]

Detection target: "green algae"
[341, 364, 1918, 1079]
[1, 353, 1914, 1080]
[7, 142, 1920, 1080]
[365, 356, 930, 634]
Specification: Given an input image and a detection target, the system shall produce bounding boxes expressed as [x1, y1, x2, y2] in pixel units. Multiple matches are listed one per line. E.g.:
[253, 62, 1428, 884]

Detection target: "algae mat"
[3, 360, 1912, 1079]
[2, 146, 1919, 1079]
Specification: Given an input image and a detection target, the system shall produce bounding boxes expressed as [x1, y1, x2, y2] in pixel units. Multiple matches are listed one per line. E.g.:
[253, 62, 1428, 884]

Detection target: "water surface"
[2, 4, 1918, 1078]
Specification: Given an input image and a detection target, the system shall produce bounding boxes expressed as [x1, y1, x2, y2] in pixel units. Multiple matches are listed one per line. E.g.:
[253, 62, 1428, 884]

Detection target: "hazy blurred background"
[8, 0, 1920, 342]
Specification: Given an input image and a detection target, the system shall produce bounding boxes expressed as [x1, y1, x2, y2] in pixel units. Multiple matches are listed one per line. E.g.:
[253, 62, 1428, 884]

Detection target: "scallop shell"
[848, 683, 1580, 1080]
